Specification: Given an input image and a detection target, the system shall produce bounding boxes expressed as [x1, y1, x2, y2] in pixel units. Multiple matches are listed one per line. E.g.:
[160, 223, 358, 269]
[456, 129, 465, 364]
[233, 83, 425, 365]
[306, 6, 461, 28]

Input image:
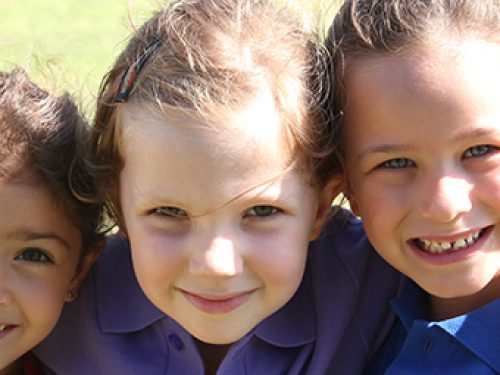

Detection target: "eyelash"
[463, 145, 498, 159]
[150, 205, 281, 219]
[376, 144, 498, 170]
[379, 158, 415, 169]
[244, 205, 280, 218]
[152, 206, 188, 218]
[15, 248, 53, 264]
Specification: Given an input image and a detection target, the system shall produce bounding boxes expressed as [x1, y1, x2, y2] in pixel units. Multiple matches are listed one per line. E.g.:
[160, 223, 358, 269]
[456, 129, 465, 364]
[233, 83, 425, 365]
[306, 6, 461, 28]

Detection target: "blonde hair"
[91, 0, 338, 226]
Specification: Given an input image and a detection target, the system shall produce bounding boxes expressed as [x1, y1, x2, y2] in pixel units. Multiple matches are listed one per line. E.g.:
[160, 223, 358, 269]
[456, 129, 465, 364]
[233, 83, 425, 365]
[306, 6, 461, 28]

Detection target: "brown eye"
[15, 248, 53, 263]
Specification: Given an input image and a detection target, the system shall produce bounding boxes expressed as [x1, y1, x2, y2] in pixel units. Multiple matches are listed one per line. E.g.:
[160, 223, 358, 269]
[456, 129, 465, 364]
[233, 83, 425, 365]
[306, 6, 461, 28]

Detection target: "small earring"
[64, 290, 77, 302]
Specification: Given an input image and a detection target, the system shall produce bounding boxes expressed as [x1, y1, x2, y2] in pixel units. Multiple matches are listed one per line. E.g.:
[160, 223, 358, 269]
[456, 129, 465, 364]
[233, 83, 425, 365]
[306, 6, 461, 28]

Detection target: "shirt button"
[168, 334, 184, 351]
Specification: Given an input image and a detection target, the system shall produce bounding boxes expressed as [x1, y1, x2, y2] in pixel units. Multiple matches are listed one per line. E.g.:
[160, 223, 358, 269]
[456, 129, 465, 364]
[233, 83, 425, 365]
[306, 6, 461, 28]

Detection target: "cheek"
[476, 171, 500, 206]
[251, 230, 308, 292]
[24, 280, 68, 341]
[129, 228, 185, 292]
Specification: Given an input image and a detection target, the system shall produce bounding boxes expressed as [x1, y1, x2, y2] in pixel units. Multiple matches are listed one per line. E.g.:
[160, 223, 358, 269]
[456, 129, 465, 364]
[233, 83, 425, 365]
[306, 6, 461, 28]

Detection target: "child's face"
[343, 38, 500, 306]
[0, 179, 83, 370]
[118, 93, 332, 344]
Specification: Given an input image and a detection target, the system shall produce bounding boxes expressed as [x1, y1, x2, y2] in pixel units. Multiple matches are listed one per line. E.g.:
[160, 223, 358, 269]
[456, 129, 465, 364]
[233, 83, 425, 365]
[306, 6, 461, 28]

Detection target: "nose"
[189, 236, 243, 277]
[419, 175, 472, 222]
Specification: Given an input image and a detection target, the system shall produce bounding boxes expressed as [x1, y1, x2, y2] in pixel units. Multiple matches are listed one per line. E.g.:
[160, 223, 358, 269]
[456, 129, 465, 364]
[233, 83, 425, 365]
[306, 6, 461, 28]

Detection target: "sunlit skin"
[0, 179, 84, 374]
[343, 37, 500, 320]
[118, 92, 335, 366]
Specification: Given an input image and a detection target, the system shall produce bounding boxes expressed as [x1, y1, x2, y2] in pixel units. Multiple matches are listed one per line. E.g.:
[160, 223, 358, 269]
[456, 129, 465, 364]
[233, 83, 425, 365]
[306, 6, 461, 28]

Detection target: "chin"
[421, 276, 493, 300]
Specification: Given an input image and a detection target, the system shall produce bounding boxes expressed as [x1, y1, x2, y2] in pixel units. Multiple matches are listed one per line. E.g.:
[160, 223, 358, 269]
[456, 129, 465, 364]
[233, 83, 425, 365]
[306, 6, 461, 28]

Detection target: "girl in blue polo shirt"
[327, 0, 500, 373]
[33, 0, 401, 374]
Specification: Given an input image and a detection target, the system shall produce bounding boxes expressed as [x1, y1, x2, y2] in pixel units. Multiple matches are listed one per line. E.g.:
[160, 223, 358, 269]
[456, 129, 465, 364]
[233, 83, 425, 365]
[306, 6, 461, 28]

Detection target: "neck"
[428, 275, 500, 321]
[195, 339, 231, 375]
[0, 359, 22, 375]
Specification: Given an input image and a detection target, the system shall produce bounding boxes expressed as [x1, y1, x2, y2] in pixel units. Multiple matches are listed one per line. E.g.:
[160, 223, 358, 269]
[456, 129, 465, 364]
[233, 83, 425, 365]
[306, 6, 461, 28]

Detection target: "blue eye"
[464, 145, 496, 158]
[246, 206, 278, 217]
[380, 158, 414, 169]
[153, 206, 188, 218]
[15, 248, 53, 263]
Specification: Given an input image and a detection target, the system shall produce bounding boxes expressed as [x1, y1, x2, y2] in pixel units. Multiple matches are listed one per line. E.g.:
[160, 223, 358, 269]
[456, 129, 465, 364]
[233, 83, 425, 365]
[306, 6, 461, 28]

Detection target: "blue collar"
[392, 279, 500, 372]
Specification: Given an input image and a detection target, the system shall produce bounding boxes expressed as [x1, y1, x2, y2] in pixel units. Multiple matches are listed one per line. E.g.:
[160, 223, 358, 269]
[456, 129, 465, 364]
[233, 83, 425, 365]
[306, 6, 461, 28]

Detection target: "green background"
[0, 0, 337, 116]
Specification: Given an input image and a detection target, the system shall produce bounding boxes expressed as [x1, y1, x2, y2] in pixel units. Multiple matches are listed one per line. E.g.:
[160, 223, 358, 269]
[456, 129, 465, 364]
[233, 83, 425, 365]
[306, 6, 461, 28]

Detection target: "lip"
[0, 324, 18, 340]
[178, 289, 257, 314]
[408, 226, 493, 265]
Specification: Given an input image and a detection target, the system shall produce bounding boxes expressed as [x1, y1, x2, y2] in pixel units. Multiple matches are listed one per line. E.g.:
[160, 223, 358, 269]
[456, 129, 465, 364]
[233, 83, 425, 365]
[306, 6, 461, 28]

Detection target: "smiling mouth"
[413, 227, 488, 254]
[179, 289, 256, 314]
[0, 324, 16, 335]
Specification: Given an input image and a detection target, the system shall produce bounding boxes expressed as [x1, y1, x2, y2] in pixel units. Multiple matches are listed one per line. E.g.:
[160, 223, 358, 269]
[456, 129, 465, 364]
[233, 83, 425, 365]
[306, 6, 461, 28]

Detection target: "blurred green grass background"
[0, 0, 337, 115]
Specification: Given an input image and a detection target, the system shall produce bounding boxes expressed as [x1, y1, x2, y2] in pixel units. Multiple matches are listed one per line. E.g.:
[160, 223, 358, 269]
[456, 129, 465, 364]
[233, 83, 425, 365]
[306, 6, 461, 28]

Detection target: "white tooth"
[430, 242, 441, 252]
[0, 324, 5, 331]
[472, 231, 480, 240]
[422, 239, 431, 249]
[467, 235, 474, 244]
[454, 238, 467, 249]
[440, 241, 452, 250]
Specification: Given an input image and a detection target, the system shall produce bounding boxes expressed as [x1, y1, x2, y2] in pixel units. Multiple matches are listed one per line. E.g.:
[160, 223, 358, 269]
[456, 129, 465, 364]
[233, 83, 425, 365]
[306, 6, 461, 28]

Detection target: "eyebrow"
[451, 127, 500, 142]
[357, 127, 500, 161]
[7, 228, 71, 250]
[357, 143, 414, 161]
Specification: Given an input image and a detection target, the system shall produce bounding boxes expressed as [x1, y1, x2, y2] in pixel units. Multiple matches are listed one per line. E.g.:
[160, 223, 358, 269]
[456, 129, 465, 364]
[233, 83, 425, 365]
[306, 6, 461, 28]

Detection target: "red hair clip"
[115, 37, 161, 102]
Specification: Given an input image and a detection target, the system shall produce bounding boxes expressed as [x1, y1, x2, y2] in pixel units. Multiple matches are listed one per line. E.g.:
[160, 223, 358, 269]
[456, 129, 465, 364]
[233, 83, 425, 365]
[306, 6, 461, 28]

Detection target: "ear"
[310, 175, 344, 240]
[348, 197, 361, 216]
[342, 183, 361, 216]
[64, 240, 105, 302]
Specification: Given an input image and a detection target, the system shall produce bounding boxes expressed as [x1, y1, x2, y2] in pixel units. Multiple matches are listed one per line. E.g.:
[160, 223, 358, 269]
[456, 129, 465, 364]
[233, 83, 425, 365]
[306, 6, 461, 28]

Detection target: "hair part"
[91, 0, 340, 227]
[0, 69, 105, 251]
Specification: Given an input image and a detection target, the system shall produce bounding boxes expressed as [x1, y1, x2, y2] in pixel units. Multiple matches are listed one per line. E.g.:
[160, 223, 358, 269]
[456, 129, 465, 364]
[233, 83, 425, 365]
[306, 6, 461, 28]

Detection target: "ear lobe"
[65, 240, 105, 302]
[348, 197, 361, 216]
[310, 175, 343, 240]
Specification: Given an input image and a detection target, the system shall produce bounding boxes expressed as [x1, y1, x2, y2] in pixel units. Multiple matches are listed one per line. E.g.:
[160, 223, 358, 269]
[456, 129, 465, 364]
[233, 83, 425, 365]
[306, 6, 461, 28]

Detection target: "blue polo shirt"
[365, 280, 500, 375]
[35, 208, 402, 375]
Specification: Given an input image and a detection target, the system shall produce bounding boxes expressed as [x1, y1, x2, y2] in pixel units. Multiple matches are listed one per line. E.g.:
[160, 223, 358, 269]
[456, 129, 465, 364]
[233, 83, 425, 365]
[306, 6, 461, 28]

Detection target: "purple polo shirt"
[34, 208, 401, 374]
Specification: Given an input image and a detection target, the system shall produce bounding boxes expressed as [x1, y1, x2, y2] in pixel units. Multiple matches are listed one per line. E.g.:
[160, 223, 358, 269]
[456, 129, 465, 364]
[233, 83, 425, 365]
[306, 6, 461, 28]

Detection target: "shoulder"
[34, 234, 166, 373]
[302, 207, 403, 372]
[308, 207, 395, 282]
[23, 352, 45, 375]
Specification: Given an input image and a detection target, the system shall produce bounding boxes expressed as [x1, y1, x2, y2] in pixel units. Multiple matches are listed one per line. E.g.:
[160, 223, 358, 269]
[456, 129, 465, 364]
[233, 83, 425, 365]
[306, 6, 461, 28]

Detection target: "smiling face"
[343, 37, 500, 317]
[118, 93, 332, 344]
[0, 179, 83, 372]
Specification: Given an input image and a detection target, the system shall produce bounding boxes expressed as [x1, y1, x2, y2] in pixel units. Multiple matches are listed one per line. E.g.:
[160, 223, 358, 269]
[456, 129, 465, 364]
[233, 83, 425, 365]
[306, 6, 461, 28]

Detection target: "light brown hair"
[326, 0, 500, 161]
[91, 0, 339, 226]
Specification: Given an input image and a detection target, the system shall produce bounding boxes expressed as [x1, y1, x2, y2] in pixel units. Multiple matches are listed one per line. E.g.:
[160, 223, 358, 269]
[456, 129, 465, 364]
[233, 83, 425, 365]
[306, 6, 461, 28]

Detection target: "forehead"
[341, 38, 500, 163]
[119, 93, 298, 212]
[345, 38, 500, 121]
[0, 178, 81, 247]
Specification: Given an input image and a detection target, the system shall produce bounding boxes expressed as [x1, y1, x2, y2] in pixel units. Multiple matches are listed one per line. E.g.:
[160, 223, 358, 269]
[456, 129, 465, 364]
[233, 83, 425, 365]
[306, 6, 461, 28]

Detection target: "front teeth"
[0, 324, 6, 332]
[418, 230, 481, 253]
